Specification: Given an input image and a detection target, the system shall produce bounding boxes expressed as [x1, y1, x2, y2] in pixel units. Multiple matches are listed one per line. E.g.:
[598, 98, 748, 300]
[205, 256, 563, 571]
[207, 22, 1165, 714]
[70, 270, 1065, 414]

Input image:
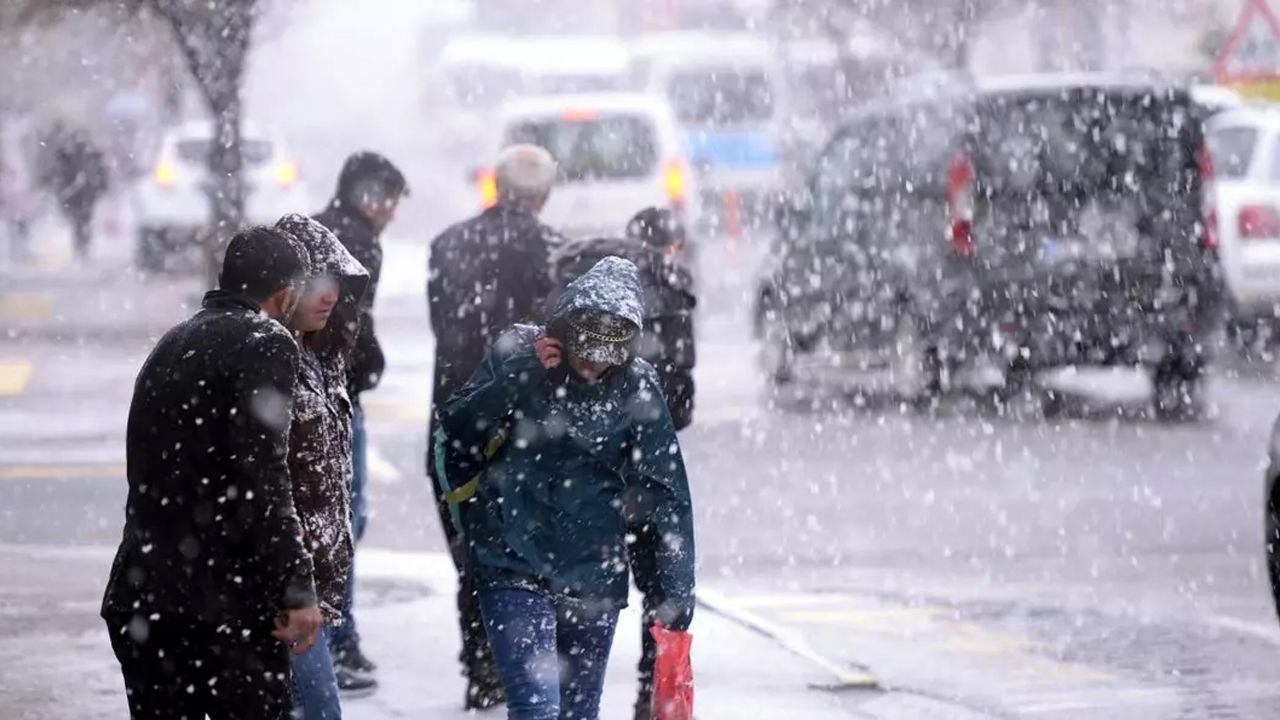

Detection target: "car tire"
[1152, 355, 1205, 422]
[1267, 489, 1280, 621]
[759, 309, 795, 386]
[136, 227, 166, 273]
[995, 361, 1062, 420]
[889, 315, 943, 407]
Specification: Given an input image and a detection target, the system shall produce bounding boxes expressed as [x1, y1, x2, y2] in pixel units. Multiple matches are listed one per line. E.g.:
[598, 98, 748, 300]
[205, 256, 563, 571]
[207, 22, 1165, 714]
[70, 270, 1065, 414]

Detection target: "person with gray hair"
[425, 143, 565, 710]
[494, 143, 556, 210]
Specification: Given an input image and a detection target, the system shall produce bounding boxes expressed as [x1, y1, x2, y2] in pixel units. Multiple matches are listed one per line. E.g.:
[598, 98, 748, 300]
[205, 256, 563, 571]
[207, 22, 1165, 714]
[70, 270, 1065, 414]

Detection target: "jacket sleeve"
[624, 367, 697, 629]
[440, 332, 542, 462]
[230, 330, 317, 611]
[349, 313, 386, 395]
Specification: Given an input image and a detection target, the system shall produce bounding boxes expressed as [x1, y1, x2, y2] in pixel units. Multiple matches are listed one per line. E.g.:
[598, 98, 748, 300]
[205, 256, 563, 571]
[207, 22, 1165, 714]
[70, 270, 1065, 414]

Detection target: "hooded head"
[331, 151, 408, 229]
[274, 213, 370, 354]
[549, 256, 644, 367]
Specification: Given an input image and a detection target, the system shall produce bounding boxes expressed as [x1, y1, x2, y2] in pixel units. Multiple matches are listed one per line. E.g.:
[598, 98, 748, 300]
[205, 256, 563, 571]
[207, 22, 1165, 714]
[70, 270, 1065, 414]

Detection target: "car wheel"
[1267, 491, 1280, 620]
[1152, 356, 1205, 422]
[888, 315, 942, 406]
[136, 228, 166, 273]
[995, 362, 1062, 420]
[759, 309, 795, 386]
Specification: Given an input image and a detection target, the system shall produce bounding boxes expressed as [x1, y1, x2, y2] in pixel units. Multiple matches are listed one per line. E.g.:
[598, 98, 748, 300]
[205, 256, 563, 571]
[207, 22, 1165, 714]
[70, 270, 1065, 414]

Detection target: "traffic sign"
[1214, 0, 1280, 83]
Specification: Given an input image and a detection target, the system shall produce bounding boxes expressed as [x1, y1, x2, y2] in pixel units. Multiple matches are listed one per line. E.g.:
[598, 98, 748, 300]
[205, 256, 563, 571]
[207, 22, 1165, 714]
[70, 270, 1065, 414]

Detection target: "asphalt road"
[4, 233, 1280, 717]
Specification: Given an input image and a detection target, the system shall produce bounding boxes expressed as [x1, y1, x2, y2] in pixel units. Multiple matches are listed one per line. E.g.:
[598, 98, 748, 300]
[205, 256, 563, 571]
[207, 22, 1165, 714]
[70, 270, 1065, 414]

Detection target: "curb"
[695, 586, 881, 691]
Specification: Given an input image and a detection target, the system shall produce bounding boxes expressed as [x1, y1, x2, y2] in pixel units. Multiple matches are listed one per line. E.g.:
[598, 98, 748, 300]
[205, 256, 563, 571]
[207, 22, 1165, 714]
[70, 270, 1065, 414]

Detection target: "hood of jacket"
[275, 213, 370, 356]
[548, 255, 644, 329]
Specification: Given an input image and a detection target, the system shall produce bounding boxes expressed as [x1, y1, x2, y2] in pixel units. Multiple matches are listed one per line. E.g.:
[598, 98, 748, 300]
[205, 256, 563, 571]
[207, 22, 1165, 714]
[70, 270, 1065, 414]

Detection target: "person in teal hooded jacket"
[438, 256, 695, 720]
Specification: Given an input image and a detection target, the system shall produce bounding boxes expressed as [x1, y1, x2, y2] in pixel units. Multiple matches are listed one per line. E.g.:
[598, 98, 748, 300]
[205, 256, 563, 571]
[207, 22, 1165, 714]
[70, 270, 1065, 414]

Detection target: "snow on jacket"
[275, 213, 369, 622]
[440, 257, 696, 625]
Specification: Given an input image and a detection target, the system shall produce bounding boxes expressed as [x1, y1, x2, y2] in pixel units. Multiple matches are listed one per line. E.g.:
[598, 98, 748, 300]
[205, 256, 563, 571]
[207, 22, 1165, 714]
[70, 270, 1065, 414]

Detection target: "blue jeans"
[479, 589, 619, 720]
[331, 406, 368, 656]
[291, 626, 341, 719]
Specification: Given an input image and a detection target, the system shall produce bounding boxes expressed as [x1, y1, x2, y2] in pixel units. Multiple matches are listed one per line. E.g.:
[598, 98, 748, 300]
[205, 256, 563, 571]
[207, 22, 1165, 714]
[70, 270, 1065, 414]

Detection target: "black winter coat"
[427, 203, 560, 407]
[314, 201, 383, 400]
[102, 291, 316, 630]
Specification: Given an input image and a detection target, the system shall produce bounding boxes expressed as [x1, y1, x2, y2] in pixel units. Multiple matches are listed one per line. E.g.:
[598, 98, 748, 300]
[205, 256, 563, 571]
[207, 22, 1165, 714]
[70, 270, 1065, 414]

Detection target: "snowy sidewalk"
[346, 549, 854, 719]
[0, 544, 854, 719]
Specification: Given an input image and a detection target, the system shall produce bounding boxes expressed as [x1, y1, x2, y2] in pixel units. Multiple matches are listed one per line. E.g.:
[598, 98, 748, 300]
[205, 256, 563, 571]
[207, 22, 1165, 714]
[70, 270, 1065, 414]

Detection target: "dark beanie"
[220, 225, 305, 300]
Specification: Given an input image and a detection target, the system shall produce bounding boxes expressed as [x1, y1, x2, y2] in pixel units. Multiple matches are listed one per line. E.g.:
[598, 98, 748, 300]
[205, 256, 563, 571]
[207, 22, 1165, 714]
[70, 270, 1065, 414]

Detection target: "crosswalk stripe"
[0, 463, 125, 481]
[0, 361, 33, 396]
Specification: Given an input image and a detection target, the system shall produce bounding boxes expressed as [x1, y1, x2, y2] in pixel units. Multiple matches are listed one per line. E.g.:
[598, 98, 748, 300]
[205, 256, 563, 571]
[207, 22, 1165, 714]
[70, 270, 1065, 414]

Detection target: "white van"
[629, 31, 783, 217]
[430, 35, 632, 162]
[477, 93, 697, 240]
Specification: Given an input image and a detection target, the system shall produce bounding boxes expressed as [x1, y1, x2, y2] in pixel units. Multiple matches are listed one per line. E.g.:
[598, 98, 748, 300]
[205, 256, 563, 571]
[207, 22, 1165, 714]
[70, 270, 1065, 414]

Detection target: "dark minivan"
[757, 74, 1224, 417]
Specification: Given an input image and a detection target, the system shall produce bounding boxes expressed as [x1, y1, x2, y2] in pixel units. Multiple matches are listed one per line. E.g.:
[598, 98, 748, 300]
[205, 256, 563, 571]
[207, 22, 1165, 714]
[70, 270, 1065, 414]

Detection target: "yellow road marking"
[0, 293, 54, 320]
[0, 361, 33, 396]
[0, 463, 125, 481]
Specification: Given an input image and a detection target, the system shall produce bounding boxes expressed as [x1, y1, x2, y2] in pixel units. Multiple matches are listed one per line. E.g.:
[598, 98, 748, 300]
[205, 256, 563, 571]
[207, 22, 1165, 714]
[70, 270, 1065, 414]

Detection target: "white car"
[476, 92, 697, 241]
[1207, 106, 1280, 325]
[132, 121, 310, 271]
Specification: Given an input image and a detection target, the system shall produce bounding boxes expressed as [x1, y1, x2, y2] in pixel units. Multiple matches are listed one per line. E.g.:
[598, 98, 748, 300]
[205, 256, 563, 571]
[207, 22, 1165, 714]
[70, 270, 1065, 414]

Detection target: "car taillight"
[274, 161, 299, 188]
[947, 152, 976, 256]
[663, 159, 687, 206]
[1198, 145, 1218, 250]
[154, 161, 176, 189]
[1239, 204, 1280, 239]
[477, 167, 498, 209]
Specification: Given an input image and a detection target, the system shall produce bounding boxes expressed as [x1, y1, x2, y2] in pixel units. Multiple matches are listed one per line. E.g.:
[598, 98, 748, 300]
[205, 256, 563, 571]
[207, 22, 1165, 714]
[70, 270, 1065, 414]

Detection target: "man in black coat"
[426, 143, 561, 709]
[101, 226, 320, 720]
[313, 150, 407, 687]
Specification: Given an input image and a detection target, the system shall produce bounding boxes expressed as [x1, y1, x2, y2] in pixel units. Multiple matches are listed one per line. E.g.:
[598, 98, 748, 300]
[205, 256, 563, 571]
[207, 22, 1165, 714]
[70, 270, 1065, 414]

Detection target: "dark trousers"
[427, 411, 500, 691]
[105, 614, 291, 720]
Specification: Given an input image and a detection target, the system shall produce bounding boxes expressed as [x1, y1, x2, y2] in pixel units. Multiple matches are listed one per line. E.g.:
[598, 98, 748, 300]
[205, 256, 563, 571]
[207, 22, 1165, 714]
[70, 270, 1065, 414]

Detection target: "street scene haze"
[4, 0, 1280, 718]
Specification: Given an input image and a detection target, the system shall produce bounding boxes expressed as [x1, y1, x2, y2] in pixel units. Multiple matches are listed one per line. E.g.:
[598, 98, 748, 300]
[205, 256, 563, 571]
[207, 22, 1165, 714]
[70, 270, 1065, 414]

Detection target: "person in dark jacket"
[313, 151, 407, 685]
[426, 143, 561, 709]
[438, 256, 696, 720]
[101, 226, 320, 720]
[40, 122, 108, 259]
[275, 214, 371, 719]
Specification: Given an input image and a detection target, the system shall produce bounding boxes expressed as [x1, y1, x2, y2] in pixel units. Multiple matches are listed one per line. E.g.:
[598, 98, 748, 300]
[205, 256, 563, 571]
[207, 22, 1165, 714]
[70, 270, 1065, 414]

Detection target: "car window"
[175, 138, 274, 166]
[667, 69, 774, 125]
[506, 114, 658, 182]
[1209, 126, 1258, 180]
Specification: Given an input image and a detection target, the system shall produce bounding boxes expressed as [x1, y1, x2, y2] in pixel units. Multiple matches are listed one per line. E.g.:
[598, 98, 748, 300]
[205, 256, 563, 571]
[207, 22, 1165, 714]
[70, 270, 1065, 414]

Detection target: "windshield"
[505, 114, 658, 182]
[1208, 125, 1259, 181]
[174, 138, 273, 166]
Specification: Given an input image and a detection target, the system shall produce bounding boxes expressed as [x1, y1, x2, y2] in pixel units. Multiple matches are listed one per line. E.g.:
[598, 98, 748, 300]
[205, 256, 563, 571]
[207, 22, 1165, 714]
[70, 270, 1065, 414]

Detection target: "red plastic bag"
[650, 624, 694, 720]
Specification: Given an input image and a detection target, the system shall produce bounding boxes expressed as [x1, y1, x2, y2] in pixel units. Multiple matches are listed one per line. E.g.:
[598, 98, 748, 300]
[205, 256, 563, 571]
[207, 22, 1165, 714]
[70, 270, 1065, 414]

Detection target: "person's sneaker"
[464, 678, 506, 710]
[335, 665, 378, 698]
[334, 644, 378, 674]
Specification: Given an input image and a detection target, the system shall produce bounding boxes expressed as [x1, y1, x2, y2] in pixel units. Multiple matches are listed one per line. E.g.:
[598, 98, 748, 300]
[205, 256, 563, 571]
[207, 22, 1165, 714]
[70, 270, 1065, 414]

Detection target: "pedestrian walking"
[437, 256, 697, 720]
[39, 122, 108, 259]
[274, 213, 371, 719]
[426, 143, 562, 709]
[101, 225, 320, 720]
[549, 207, 699, 720]
[313, 150, 408, 691]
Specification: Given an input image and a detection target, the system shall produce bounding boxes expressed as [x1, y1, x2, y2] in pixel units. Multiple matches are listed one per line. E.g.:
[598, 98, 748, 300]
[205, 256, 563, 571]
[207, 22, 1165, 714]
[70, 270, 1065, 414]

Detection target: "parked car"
[1206, 106, 1280, 343]
[473, 92, 697, 241]
[756, 73, 1223, 419]
[131, 121, 309, 271]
